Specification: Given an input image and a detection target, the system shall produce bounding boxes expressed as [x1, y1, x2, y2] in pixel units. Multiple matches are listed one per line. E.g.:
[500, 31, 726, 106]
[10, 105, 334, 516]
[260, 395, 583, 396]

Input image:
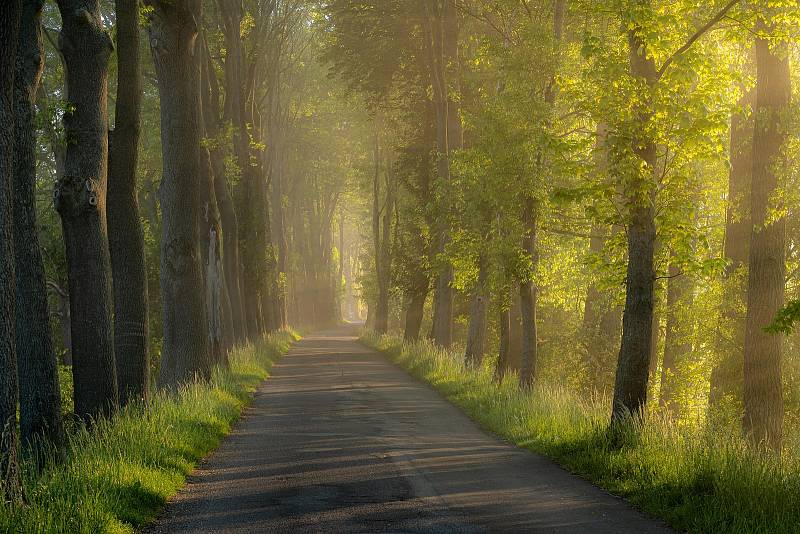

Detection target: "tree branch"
[656, 0, 740, 81]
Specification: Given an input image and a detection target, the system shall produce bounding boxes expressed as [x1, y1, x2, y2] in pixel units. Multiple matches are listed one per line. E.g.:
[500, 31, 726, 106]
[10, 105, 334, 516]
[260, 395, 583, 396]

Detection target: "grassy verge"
[0, 330, 297, 534]
[363, 331, 800, 534]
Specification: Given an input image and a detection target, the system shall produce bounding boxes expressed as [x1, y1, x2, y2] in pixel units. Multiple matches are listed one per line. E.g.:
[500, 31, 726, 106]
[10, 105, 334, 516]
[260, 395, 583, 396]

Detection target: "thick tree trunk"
[0, 0, 22, 500]
[743, 25, 789, 450]
[146, 0, 211, 388]
[709, 90, 753, 408]
[611, 24, 657, 426]
[108, 0, 149, 407]
[465, 254, 488, 366]
[404, 267, 429, 341]
[199, 47, 233, 363]
[13, 0, 64, 448]
[55, 0, 118, 420]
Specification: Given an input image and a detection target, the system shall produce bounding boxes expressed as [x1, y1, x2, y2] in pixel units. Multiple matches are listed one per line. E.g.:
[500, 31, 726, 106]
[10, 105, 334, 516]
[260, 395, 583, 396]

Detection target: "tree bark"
[495, 305, 512, 381]
[742, 23, 789, 450]
[611, 21, 658, 426]
[13, 0, 65, 448]
[146, 0, 211, 388]
[372, 127, 391, 334]
[55, 0, 118, 420]
[519, 198, 538, 387]
[464, 254, 488, 366]
[0, 0, 22, 501]
[423, 0, 462, 348]
[108, 0, 149, 407]
[709, 89, 753, 408]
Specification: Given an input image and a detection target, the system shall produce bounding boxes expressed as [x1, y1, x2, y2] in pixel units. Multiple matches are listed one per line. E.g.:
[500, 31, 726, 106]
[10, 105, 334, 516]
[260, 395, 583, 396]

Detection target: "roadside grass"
[363, 331, 800, 534]
[0, 330, 297, 534]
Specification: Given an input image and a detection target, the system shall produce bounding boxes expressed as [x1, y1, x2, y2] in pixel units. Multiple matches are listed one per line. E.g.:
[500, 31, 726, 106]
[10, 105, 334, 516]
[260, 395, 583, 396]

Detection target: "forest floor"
[145, 326, 671, 533]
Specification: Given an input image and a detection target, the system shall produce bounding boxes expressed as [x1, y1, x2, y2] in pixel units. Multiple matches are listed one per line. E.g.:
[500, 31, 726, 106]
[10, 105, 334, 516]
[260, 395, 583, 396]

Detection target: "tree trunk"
[465, 254, 488, 366]
[519, 198, 538, 387]
[709, 89, 753, 408]
[495, 305, 512, 381]
[146, 0, 211, 388]
[0, 0, 22, 500]
[108, 0, 149, 407]
[423, 0, 461, 348]
[13, 0, 64, 449]
[742, 23, 789, 450]
[372, 128, 390, 334]
[404, 268, 429, 341]
[55, 0, 118, 420]
[269, 76, 289, 329]
[660, 263, 693, 415]
[518, 0, 563, 388]
[611, 22, 657, 426]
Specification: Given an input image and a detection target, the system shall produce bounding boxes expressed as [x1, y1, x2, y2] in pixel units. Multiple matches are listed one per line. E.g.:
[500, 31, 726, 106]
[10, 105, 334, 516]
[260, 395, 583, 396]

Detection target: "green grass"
[0, 331, 297, 534]
[363, 331, 800, 534]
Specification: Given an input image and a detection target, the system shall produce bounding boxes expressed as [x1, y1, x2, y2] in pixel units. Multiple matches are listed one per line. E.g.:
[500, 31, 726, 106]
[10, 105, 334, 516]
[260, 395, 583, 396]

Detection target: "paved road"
[147, 327, 672, 533]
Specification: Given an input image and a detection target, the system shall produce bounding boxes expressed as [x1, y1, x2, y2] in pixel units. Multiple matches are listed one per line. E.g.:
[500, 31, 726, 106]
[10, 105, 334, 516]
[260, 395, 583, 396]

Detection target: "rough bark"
[742, 24, 789, 450]
[13, 0, 65, 448]
[55, 0, 118, 420]
[611, 22, 658, 426]
[217, 0, 266, 342]
[464, 254, 488, 366]
[0, 0, 22, 501]
[146, 0, 211, 388]
[199, 42, 234, 362]
[709, 89, 753, 408]
[200, 36, 244, 347]
[108, 0, 149, 407]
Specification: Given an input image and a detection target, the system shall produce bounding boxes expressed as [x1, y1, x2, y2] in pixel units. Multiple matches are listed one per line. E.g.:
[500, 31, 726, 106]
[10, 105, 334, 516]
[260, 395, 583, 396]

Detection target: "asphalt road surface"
[147, 327, 673, 533]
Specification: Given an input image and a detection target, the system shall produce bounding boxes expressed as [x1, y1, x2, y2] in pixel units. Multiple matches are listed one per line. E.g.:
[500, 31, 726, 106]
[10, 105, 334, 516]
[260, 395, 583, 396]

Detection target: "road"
[147, 327, 672, 533]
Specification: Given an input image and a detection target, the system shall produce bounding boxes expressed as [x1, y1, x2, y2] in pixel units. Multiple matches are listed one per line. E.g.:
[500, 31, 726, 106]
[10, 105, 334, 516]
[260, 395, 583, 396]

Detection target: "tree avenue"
[4, 0, 800, 529]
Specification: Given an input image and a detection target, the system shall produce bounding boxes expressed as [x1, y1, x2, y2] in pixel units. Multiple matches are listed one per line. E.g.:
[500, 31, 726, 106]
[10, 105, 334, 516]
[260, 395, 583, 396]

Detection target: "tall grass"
[363, 331, 800, 533]
[0, 331, 296, 534]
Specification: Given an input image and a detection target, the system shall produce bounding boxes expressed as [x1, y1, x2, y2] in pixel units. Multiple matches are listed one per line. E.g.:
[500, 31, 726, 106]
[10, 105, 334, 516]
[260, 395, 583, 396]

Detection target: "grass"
[363, 331, 800, 534]
[0, 330, 297, 534]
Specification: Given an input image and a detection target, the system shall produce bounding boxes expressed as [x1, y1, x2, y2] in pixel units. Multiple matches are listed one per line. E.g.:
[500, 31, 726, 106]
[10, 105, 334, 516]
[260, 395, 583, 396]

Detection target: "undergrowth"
[0, 330, 297, 534]
[363, 331, 800, 534]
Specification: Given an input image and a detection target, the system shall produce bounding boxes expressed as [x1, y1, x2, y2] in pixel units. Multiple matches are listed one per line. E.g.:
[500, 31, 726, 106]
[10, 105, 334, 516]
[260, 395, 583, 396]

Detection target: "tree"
[146, 0, 212, 388]
[742, 12, 790, 450]
[422, 0, 462, 348]
[709, 89, 753, 409]
[13, 0, 64, 447]
[108, 0, 149, 406]
[0, 0, 22, 501]
[54, 0, 118, 420]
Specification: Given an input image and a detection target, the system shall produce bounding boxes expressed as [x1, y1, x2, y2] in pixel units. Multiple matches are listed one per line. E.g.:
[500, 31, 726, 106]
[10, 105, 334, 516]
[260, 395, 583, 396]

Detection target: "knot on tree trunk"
[164, 237, 197, 275]
[53, 175, 99, 217]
